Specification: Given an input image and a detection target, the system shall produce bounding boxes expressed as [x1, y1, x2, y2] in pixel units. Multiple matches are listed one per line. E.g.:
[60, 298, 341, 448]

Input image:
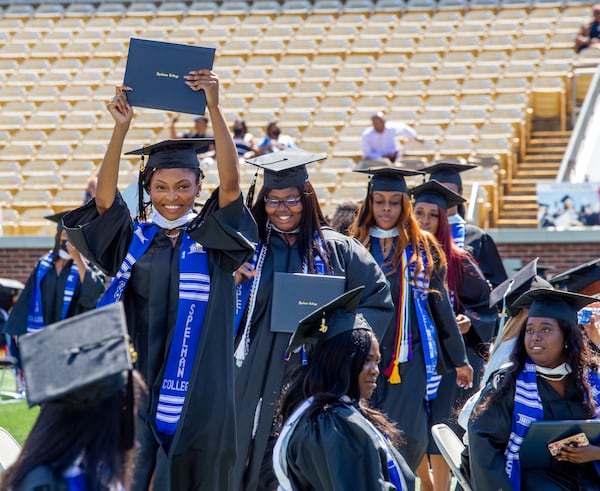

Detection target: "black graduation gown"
[233, 228, 394, 491]
[3, 257, 105, 336]
[464, 223, 508, 289]
[371, 247, 469, 471]
[284, 401, 416, 491]
[430, 255, 496, 450]
[63, 191, 257, 491]
[468, 374, 600, 491]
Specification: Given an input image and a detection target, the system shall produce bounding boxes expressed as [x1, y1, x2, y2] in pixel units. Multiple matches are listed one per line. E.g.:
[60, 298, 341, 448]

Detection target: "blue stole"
[28, 252, 78, 332]
[505, 360, 600, 490]
[406, 242, 442, 401]
[370, 237, 395, 276]
[98, 222, 211, 436]
[449, 214, 466, 249]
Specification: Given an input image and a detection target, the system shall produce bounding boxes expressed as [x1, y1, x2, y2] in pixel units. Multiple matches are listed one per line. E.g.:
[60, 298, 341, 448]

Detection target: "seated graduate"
[274, 287, 415, 491]
[468, 288, 600, 491]
[0, 304, 145, 491]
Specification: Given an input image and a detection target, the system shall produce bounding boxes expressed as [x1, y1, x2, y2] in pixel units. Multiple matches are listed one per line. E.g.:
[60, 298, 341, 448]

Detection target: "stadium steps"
[497, 130, 570, 228]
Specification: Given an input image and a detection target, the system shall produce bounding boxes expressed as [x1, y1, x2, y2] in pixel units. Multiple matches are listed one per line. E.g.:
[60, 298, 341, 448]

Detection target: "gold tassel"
[387, 360, 401, 384]
[319, 315, 328, 333]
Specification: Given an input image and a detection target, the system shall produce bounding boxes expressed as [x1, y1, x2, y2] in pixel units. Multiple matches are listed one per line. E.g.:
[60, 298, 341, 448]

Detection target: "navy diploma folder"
[270, 273, 346, 333]
[123, 38, 216, 115]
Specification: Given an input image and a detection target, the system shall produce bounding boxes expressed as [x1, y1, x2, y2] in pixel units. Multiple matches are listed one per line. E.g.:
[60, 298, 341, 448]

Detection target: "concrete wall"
[0, 229, 598, 283]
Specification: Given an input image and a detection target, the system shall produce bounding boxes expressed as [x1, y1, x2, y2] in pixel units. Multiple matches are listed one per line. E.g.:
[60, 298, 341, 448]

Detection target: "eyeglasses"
[264, 196, 302, 208]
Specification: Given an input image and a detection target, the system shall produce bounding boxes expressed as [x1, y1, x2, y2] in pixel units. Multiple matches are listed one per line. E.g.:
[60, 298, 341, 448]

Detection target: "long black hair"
[1, 371, 146, 491]
[251, 181, 333, 274]
[476, 319, 597, 417]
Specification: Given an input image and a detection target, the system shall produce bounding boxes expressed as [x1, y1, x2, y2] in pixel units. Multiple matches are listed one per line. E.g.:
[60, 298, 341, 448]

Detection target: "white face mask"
[58, 248, 71, 260]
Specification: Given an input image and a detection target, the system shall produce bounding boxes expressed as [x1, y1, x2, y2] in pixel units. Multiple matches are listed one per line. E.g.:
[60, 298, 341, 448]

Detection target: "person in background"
[330, 201, 359, 236]
[350, 167, 472, 473]
[359, 112, 424, 169]
[409, 180, 495, 491]
[233, 150, 393, 491]
[232, 119, 257, 159]
[169, 114, 215, 164]
[468, 288, 600, 491]
[3, 212, 105, 338]
[421, 159, 508, 288]
[0, 305, 146, 491]
[63, 71, 257, 491]
[575, 4, 600, 52]
[254, 121, 296, 156]
[274, 287, 415, 491]
[84, 176, 97, 204]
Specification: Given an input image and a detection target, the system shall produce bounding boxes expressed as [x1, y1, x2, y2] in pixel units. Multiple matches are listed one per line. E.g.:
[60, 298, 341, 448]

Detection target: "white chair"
[0, 426, 21, 472]
[430, 423, 472, 491]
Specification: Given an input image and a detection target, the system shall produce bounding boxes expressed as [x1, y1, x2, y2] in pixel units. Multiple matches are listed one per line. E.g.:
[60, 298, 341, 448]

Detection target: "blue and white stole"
[98, 220, 211, 436]
[63, 455, 126, 491]
[448, 214, 466, 249]
[27, 251, 78, 332]
[234, 226, 328, 366]
[505, 360, 600, 490]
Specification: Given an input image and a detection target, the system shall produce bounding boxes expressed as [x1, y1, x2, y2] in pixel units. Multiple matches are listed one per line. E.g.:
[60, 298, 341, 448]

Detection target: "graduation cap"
[45, 210, 70, 232]
[245, 148, 327, 189]
[285, 286, 370, 357]
[354, 166, 424, 193]
[489, 258, 553, 314]
[511, 287, 597, 325]
[409, 179, 466, 211]
[419, 158, 478, 191]
[549, 259, 600, 294]
[18, 303, 133, 407]
[0, 278, 24, 296]
[125, 138, 214, 170]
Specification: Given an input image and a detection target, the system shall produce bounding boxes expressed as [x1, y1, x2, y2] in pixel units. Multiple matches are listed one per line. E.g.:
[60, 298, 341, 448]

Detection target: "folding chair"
[430, 423, 472, 491]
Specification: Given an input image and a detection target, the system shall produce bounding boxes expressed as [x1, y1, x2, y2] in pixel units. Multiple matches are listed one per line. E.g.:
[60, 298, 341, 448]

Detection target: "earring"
[564, 343, 568, 349]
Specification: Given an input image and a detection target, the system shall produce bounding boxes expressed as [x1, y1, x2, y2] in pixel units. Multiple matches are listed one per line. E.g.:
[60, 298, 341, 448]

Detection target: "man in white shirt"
[360, 112, 423, 166]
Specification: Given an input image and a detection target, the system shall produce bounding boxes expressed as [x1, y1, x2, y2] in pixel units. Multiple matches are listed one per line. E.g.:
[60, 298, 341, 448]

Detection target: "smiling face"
[371, 191, 403, 230]
[414, 201, 440, 236]
[359, 335, 380, 400]
[524, 317, 566, 368]
[264, 187, 303, 232]
[148, 168, 200, 220]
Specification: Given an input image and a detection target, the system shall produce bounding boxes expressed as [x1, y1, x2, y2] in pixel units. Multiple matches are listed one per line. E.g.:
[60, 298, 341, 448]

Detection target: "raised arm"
[185, 70, 240, 208]
[95, 86, 134, 215]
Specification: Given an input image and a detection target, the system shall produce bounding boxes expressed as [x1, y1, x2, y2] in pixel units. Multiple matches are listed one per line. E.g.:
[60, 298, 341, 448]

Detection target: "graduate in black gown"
[351, 167, 473, 472]
[3, 212, 105, 337]
[409, 180, 496, 491]
[468, 289, 600, 491]
[233, 150, 394, 491]
[63, 71, 257, 491]
[274, 287, 415, 491]
[421, 159, 508, 289]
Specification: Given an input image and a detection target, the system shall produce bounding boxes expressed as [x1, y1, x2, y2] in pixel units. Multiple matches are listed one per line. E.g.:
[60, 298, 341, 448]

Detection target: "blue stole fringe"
[505, 360, 600, 490]
[98, 222, 211, 436]
[28, 252, 78, 332]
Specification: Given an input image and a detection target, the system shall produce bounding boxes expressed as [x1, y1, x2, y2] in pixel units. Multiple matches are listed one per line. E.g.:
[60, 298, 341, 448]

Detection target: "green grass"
[0, 370, 38, 445]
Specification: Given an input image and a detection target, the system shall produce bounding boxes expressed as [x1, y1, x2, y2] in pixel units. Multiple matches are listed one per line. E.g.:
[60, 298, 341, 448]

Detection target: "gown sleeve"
[467, 378, 514, 491]
[74, 263, 106, 311]
[2, 266, 36, 336]
[187, 190, 258, 273]
[63, 193, 133, 277]
[286, 406, 399, 491]
[464, 225, 507, 289]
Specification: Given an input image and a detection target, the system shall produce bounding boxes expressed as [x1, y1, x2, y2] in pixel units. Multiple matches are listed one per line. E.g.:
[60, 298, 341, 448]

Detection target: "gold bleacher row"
[0, 0, 597, 235]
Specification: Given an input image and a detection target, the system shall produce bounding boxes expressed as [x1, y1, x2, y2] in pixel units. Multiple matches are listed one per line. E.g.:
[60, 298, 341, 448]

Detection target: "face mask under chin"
[58, 242, 71, 260]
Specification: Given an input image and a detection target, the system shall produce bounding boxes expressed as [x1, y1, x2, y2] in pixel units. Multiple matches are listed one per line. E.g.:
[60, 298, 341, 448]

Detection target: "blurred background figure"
[254, 121, 296, 156]
[169, 114, 215, 167]
[330, 201, 359, 236]
[575, 4, 600, 52]
[83, 176, 97, 204]
[232, 119, 256, 159]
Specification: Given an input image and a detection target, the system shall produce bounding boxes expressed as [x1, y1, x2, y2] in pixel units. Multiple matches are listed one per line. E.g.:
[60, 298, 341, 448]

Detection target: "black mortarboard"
[354, 166, 424, 193]
[420, 158, 478, 190]
[125, 138, 214, 170]
[245, 149, 327, 189]
[0, 278, 24, 296]
[549, 258, 600, 293]
[410, 179, 466, 211]
[511, 287, 597, 324]
[285, 286, 370, 356]
[489, 258, 553, 315]
[45, 210, 70, 232]
[18, 303, 133, 407]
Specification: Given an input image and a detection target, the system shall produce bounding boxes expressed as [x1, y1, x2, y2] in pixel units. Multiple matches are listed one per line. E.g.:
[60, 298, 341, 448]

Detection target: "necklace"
[164, 229, 181, 240]
[381, 238, 392, 256]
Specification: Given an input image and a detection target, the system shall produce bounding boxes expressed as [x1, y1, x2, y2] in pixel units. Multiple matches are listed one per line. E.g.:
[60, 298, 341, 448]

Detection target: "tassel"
[387, 360, 401, 384]
[383, 357, 395, 377]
